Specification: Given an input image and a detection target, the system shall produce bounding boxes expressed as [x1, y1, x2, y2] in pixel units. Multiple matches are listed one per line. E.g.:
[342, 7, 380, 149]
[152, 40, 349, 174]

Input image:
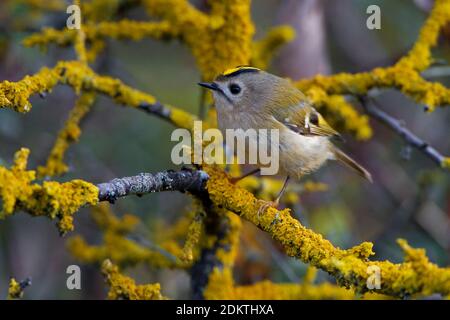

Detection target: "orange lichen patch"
[38, 92, 96, 178]
[251, 25, 296, 70]
[0, 148, 98, 234]
[101, 259, 167, 300]
[67, 203, 184, 268]
[203, 165, 450, 298]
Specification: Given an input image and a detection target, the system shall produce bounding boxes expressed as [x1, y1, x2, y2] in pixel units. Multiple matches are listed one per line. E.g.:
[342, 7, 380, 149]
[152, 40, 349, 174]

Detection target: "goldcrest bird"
[199, 66, 372, 209]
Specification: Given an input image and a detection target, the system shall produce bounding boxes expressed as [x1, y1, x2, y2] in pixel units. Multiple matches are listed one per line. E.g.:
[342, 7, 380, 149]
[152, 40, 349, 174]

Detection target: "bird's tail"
[332, 147, 372, 182]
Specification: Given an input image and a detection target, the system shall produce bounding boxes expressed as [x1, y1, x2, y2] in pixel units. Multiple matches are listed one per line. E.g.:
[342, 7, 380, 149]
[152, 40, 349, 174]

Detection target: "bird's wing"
[272, 100, 340, 138]
[272, 102, 309, 135]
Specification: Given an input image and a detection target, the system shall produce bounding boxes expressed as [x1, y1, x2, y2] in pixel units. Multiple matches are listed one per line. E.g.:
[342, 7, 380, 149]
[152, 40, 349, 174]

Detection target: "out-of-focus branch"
[297, 0, 450, 112]
[0, 60, 197, 129]
[23, 20, 178, 49]
[37, 92, 96, 178]
[97, 170, 209, 203]
[67, 203, 185, 269]
[359, 95, 450, 168]
[102, 259, 167, 300]
[7, 277, 32, 300]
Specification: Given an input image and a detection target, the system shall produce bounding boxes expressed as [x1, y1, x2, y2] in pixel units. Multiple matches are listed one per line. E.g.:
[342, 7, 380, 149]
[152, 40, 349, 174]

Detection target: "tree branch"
[360, 95, 449, 168]
[97, 169, 209, 203]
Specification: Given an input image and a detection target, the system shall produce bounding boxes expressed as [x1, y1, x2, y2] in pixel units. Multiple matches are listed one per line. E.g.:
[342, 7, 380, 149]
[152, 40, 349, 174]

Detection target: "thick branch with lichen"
[0, 148, 98, 235]
[203, 165, 450, 298]
[2, 147, 448, 297]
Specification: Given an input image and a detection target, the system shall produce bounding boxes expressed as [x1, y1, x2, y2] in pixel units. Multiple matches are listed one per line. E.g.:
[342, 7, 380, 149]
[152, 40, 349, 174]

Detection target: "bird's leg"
[229, 168, 260, 184]
[274, 176, 290, 205]
[257, 176, 290, 218]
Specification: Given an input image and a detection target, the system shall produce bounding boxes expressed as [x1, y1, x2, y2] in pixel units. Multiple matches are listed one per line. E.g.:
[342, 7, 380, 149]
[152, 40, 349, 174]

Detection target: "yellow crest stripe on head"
[221, 66, 260, 77]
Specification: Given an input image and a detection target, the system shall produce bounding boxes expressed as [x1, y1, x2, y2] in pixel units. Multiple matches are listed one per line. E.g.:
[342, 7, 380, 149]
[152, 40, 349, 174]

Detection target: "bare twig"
[138, 101, 173, 122]
[359, 95, 448, 167]
[97, 169, 209, 203]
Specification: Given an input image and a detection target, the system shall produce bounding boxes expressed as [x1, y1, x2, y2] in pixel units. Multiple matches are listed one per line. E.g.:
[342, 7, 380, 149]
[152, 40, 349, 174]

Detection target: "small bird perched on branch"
[199, 66, 371, 211]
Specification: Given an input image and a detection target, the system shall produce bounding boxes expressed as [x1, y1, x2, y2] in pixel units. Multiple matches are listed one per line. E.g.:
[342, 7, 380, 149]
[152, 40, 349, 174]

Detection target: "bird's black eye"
[310, 113, 319, 125]
[229, 83, 241, 95]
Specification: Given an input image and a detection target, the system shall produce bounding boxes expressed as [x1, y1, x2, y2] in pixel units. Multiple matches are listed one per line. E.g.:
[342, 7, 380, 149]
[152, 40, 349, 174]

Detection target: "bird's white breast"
[278, 129, 332, 178]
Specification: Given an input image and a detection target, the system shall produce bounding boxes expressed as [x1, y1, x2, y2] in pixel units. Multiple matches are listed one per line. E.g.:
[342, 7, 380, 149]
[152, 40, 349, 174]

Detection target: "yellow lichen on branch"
[201, 211, 357, 300]
[203, 165, 450, 298]
[0, 60, 197, 129]
[144, 0, 254, 81]
[305, 89, 373, 140]
[24, 0, 255, 82]
[0, 148, 98, 234]
[205, 271, 355, 300]
[7, 278, 23, 300]
[2, 0, 449, 301]
[23, 20, 177, 62]
[180, 212, 204, 263]
[297, 0, 450, 113]
[238, 176, 327, 205]
[101, 259, 167, 300]
[251, 25, 296, 70]
[38, 92, 96, 178]
[67, 203, 184, 268]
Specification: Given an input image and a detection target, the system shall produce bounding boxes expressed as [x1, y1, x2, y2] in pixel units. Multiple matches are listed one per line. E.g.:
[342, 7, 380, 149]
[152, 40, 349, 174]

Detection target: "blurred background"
[0, 0, 449, 299]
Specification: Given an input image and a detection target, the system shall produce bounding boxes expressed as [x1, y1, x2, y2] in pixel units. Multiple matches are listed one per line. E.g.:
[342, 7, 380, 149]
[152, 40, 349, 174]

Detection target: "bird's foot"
[256, 199, 279, 220]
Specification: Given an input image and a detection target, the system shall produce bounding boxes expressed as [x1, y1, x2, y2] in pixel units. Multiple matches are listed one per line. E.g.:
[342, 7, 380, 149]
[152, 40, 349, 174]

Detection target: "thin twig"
[359, 95, 448, 167]
[138, 101, 173, 122]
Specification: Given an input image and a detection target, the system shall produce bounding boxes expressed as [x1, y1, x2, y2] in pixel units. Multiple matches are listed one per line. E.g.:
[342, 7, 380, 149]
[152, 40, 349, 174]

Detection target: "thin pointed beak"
[198, 82, 219, 91]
